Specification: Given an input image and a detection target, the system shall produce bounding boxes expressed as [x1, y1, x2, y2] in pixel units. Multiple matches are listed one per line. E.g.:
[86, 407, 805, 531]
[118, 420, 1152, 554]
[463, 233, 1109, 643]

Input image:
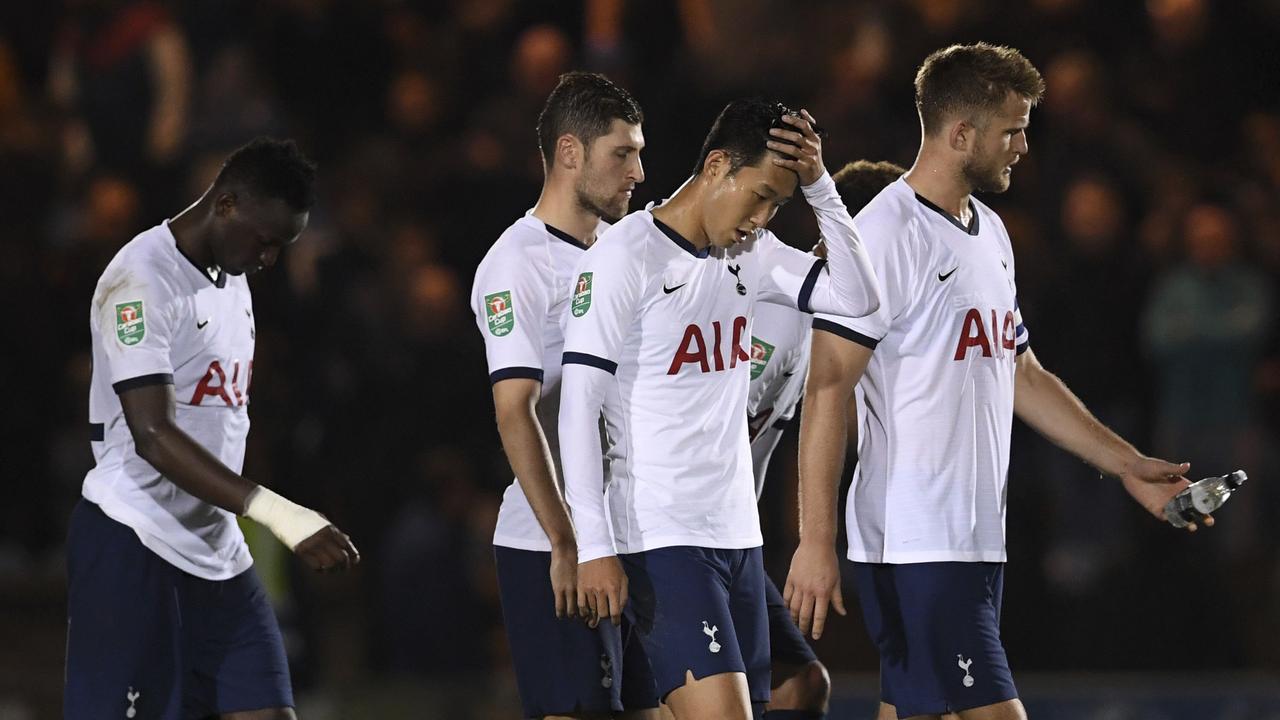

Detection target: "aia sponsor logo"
[668, 316, 749, 374]
[954, 308, 1016, 360]
[191, 359, 253, 406]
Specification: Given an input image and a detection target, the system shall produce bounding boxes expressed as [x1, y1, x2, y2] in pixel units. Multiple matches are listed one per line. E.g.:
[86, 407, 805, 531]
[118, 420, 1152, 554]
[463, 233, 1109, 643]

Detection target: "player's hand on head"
[783, 541, 846, 641]
[295, 525, 361, 572]
[768, 109, 826, 186]
[549, 542, 579, 619]
[576, 556, 628, 628]
[1118, 458, 1212, 532]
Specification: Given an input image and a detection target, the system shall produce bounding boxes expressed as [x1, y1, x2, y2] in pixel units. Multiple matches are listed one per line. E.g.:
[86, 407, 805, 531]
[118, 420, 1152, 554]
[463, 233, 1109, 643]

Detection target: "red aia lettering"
[190, 359, 250, 406]
[668, 316, 749, 374]
[1001, 310, 1016, 350]
[953, 309, 992, 360]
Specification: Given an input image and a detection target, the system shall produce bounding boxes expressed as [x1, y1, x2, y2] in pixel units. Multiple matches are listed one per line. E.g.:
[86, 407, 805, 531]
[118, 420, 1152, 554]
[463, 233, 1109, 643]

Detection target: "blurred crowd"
[2, 0, 1279, 714]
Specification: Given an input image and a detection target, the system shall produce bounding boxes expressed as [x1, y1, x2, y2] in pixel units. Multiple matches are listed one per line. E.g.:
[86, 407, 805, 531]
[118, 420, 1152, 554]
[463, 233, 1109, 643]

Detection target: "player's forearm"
[802, 171, 881, 317]
[1014, 359, 1139, 477]
[132, 422, 258, 514]
[558, 363, 616, 562]
[495, 401, 576, 548]
[796, 391, 849, 545]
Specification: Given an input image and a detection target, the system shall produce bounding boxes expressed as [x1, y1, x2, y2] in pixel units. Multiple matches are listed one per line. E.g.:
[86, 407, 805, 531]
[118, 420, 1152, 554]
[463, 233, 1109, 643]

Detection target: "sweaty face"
[961, 91, 1032, 194]
[575, 119, 645, 223]
[213, 193, 309, 275]
[702, 152, 797, 249]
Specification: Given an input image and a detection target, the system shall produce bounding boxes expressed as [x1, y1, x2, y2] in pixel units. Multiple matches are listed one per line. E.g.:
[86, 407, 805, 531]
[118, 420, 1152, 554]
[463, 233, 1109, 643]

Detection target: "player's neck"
[531, 187, 601, 247]
[650, 179, 710, 251]
[905, 153, 974, 222]
[169, 198, 216, 269]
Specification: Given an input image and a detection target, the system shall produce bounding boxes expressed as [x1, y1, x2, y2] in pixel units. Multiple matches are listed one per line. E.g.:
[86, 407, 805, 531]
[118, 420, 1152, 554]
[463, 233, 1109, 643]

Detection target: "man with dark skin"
[67, 138, 358, 720]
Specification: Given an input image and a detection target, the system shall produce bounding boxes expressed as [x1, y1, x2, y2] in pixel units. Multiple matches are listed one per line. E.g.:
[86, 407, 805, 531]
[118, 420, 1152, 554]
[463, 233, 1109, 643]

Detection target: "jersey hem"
[614, 533, 764, 555]
[847, 549, 1008, 564]
[491, 535, 554, 552]
[85, 494, 253, 580]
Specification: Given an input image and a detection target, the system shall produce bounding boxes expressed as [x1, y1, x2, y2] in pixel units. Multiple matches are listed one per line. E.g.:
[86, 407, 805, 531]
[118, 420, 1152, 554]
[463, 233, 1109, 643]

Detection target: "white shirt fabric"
[560, 171, 881, 563]
[746, 300, 811, 499]
[83, 220, 256, 580]
[815, 178, 1030, 564]
[470, 213, 606, 551]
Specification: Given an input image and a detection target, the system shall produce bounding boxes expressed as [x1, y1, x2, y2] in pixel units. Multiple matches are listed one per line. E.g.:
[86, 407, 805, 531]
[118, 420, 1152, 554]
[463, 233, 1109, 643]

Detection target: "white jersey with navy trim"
[746, 300, 810, 499]
[815, 177, 1029, 564]
[84, 220, 256, 580]
[470, 213, 604, 551]
[559, 171, 880, 562]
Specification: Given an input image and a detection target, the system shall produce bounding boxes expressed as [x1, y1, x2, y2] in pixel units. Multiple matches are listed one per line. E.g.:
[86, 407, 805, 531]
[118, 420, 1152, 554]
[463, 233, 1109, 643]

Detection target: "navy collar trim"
[914, 193, 980, 236]
[651, 215, 710, 258]
[174, 237, 226, 288]
[544, 222, 590, 250]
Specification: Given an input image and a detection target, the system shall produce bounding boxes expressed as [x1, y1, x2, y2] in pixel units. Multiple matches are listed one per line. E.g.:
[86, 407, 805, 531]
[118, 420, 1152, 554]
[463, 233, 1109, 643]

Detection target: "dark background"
[1, 0, 1278, 717]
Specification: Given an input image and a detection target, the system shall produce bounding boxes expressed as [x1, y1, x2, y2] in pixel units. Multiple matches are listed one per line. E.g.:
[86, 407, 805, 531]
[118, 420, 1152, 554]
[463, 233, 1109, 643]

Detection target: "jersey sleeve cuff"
[112, 373, 175, 394]
[1016, 341, 1029, 355]
[562, 352, 618, 375]
[577, 543, 618, 564]
[489, 366, 544, 384]
[812, 317, 879, 350]
[797, 258, 827, 314]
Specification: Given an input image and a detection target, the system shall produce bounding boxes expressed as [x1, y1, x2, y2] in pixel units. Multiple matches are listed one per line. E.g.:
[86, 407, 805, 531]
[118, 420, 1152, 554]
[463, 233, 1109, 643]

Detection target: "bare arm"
[1013, 348, 1205, 529]
[120, 383, 361, 569]
[785, 329, 872, 639]
[492, 377, 578, 617]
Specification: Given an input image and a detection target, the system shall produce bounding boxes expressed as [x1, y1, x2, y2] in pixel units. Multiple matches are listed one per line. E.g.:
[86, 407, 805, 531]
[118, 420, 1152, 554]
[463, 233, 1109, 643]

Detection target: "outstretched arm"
[492, 378, 578, 617]
[1013, 348, 1208, 531]
[120, 382, 360, 570]
[785, 328, 873, 639]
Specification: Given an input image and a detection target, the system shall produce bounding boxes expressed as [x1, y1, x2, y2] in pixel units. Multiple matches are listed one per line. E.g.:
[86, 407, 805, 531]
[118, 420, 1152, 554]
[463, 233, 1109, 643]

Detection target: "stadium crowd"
[1, 0, 1277, 715]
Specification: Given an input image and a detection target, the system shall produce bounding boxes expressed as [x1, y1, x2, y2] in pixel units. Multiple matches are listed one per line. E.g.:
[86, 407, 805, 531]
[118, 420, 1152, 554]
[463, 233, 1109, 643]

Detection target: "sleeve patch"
[483, 290, 515, 336]
[115, 300, 146, 346]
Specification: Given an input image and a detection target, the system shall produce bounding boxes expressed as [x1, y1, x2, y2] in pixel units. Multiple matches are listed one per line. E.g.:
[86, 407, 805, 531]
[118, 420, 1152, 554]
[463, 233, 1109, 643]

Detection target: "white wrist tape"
[243, 486, 330, 550]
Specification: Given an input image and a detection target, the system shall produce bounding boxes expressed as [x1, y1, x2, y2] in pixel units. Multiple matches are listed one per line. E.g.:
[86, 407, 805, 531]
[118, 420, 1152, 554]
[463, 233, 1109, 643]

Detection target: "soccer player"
[470, 72, 658, 719]
[750, 159, 906, 720]
[559, 99, 881, 720]
[67, 138, 359, 720]
[783, 44, 1208, 720]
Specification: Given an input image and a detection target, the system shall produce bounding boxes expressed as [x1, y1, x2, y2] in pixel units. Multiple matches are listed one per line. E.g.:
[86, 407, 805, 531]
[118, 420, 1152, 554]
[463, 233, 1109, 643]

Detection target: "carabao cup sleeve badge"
[571, 272, 593, 317]
[485, 290, 515, 336]
[116, 300, 146, 346]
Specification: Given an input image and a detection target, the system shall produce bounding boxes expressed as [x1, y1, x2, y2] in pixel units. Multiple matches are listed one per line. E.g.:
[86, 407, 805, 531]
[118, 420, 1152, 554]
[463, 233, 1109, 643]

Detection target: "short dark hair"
[536, 72, 643, 166]
[833, 160, 906, 213]
[692, 98, 823, 177]
[914, 43, 1045, 136]
[214, 137, 317, 211]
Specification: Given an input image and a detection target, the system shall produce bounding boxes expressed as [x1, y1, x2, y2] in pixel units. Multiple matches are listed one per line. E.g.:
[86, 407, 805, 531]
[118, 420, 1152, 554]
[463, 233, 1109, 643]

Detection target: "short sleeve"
[94, 265, 179, 392]
[812, 218, 918, 347]
[561, 233, 646, 373]
[471, 247, 552, 384]
[753, 231, 827, 312]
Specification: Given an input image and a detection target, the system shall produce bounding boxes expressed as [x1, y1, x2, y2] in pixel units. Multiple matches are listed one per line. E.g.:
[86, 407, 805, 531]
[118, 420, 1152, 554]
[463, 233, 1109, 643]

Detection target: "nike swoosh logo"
[938, 267, 958, 282]
[196, 319, 210, 329]
[663, 284, 686, 294]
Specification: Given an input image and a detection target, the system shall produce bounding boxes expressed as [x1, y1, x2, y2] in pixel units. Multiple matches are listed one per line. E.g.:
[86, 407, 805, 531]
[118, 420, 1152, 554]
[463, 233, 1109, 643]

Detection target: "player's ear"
[213, 191, 237, 217]
[556, 133, 583, 172]
[703, 149, 730, 180]
[949, 119, 973, 153]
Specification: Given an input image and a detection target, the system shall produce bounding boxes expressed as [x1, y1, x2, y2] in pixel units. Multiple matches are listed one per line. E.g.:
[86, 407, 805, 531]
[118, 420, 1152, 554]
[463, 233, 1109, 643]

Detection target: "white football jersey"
[560, 172, 880, 562]
[83, 221, 256, 580]
[816, 177, 1029, 564]
[471, 213, 604, 551]
[746, 300, 810, 498]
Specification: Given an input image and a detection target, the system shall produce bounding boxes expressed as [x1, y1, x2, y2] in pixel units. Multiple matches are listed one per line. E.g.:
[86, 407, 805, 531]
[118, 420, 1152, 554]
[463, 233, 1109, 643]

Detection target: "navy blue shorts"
[764, 574, 819, 671]
[620, 546, 770, 705]
[495, 546, 657, 717]
[65, 499, 293, 719]
[849, 561, 1018, 717]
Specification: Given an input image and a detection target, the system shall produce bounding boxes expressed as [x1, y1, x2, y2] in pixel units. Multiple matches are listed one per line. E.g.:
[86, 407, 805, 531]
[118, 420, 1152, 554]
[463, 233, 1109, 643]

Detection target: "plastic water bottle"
[1163, 470, 1248, 528]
